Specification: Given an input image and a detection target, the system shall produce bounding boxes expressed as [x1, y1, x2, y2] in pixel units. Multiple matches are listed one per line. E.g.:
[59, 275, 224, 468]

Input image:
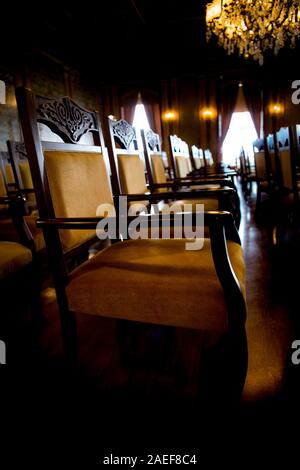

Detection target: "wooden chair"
[6, 140, 37, 213]
[191, 145, 205, 171]
[204, 149, 214, 168]
[239, 147, 256, 197]
[266, 127, 299, 243]
[107, 121, 238, 222]
[0, 191, 43, 332]
[0, 159, 27, 243]
[104, 117, 152, 213]
[0, 151, 16, 193]
[16, 86, 247, 399]
[292, 124, 300, 171]
[252, 138, 270, 214]
[276, 127, 298, 200]
[142, 129, 241, 226]
[170, 136, 236, 181]
[3, 141, 46, 259]
[169, 135, 193, 179]
[266, 133, 281, 191]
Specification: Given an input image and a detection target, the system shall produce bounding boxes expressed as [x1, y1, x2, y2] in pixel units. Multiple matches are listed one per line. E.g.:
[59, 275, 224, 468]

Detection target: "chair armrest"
[151, 179, 233, 188]
[124, 187, 235, 202]
[37, 210, 232, 228]
[36, 210, 240, 245]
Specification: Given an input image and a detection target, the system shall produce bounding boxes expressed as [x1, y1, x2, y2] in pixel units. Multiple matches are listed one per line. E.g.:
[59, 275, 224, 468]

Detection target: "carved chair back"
[276, 127, 298, 195]
[191, 145, 205, 170]
[16, 87, 111, 261]
[169, 135, 192, 178]
[141, 128, 169, 190]
[104, 118, 148, 196]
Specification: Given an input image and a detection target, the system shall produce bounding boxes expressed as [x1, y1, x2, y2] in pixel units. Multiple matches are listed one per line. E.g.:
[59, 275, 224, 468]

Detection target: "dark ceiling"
[2, 0, 300, 82]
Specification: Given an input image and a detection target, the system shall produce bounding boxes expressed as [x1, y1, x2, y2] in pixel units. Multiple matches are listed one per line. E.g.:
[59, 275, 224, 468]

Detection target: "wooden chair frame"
[16, 87, 247, 391]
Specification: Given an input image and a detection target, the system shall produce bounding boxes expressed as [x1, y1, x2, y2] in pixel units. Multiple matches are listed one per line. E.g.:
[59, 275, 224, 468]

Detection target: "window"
[222, 111, 258, 166]
[132, 103, 150, 131]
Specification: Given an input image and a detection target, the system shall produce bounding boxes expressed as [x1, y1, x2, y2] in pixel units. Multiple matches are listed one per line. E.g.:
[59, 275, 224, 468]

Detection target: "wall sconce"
[269, 103, 284, 115]
[108, 114, 117, 121]
[200, 107, 217, 120]
[0, 80, 6, 105]
[163, 110, 178, 121]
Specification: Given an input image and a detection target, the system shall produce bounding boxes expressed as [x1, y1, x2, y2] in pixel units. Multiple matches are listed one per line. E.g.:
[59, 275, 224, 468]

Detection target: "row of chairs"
[1, 127, 241, 238]
[1, 86, 247, 400]
[239, 124, 300, 242]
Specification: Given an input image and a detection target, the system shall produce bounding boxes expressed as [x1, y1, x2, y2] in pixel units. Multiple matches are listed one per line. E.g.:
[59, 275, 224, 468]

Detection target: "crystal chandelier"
[206, 0, 300, 65]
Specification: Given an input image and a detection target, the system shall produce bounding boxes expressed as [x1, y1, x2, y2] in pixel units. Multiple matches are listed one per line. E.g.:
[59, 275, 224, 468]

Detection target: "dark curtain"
[143, 101, 162, 135]
[121, 92, 138, 124]
[243, 82, 262, 137]
[221, 84, 239, 145]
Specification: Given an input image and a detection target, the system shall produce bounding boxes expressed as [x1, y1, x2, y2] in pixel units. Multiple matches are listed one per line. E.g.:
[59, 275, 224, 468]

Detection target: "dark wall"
[0, 67, 21, 152]
[1, 47, 300, 159]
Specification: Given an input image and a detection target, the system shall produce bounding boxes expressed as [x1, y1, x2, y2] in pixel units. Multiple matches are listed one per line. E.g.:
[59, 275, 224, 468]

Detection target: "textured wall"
[0, 69, 21, 151]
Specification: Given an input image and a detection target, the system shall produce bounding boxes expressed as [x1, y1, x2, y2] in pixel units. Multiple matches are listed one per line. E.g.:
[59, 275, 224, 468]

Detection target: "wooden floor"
[2, 180, 300, 466]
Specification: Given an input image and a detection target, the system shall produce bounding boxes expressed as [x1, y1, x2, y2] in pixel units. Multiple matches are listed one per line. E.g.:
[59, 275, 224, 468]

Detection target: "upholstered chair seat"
[0, 241, 32, 280]
[149, 152, 229, 212]
[67, 238, 245, 332]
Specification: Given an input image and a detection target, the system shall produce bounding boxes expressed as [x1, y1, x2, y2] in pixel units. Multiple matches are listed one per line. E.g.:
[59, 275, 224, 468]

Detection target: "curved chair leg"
[195, 325, 248, 408]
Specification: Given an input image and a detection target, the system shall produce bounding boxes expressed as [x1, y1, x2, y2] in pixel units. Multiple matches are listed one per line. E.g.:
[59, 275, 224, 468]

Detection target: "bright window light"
[132, 104, 150, 131]
[222, 111, 258, 166]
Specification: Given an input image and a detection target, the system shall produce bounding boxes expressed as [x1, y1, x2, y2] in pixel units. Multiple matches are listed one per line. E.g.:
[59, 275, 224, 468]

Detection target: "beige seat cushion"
[0, 241, 32, 280]
[67, 238, 245, 332]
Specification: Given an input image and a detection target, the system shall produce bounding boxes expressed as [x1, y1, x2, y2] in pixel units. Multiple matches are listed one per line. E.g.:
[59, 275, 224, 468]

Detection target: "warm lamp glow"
[163, 110, 177, 121]
[201, 108, 217, 120]
[269, 103, 284, 115]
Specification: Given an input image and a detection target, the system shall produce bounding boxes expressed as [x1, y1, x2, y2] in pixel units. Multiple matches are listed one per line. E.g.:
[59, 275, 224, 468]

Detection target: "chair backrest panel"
[254, 151, 267, 180]
[44, 150, 113, 251]
[117, 154, 147, 194]
[278, 149, 293, 191]
[16, 87, 109, 262]
[106, 118, 147, 196]
[141, 128, 168, 189]
[169, 134, 191, 178]
[191, 145, 205, 170]
[276, 127, 298, 193]
[151, 154, 167, 185]
[253, 139, 267, 180]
